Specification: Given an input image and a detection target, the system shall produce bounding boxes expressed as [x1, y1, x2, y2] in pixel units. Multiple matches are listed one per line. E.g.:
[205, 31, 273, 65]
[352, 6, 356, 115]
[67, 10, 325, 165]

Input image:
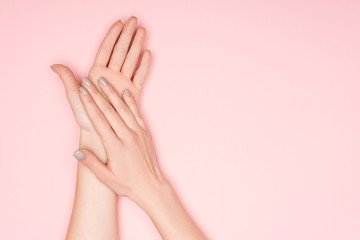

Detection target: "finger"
[122, 88, 159, 176]
[132, 49, 151, 90]
[121, 27, 146, 79]
[93, 20, 125, 67]
[51, 64, 79, 100]
[98, 78, 142, 133]
[51, 64, 92, 128]
[73, 149, 116, 187]
[122, 88, 147, 130]
[81, 77, 130, 138]
[108, 16, 138, 71]
[78, 86, 117, 142]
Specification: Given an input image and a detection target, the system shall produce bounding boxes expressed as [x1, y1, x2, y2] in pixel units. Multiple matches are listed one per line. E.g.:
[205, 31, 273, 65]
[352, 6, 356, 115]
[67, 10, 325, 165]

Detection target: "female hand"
[74, 76, 167, 200]
[56, 17, 151, 239]
[51, 16, 151, 136]
[75, 77, 207, 240]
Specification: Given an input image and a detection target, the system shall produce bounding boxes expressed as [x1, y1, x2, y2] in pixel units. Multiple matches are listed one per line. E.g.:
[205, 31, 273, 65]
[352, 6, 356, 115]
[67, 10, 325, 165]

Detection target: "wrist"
[130, 176, 176, 214]
[79, 129, 107, 163]
[130, 178, 206, 239]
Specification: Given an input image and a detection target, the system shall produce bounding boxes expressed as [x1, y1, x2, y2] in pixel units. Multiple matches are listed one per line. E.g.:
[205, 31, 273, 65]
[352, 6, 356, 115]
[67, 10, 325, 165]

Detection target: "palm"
[89, 65, 139, 101]
[52, 17, 150, 134]
[71, 67, 139, 132]
[82, 66, 140, 131]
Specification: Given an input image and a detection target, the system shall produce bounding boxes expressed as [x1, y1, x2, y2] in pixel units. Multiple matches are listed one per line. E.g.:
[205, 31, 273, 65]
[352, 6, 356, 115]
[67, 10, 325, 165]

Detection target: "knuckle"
[121, 31, 131, 39]
[102, 104, 114, 115]
[90, 88, 101, 98]
[116, 45, 128, 54]
[144, 129, 152, 141]
[115, 138, 125, 148]
[107, 88, 118, 99]
[92, 111, 105, 123]
[83, 157, 94, 169]
[127, 99, 136, 108]
[125, 131, 139, 144]
[103, 44, 114, 54]
[83, 95, 93, 104]
[115, 101, 129, 113]
[138, 128, 148, 139]
[122, 105, 131, 114]
[103, 135, 119, 148]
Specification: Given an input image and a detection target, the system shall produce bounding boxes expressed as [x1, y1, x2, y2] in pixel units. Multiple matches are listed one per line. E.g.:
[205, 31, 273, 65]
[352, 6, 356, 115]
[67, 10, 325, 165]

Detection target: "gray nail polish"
[79, 87, 88, 95]
[99, 77, 108, 86]
[125, 89, 131, 97]
[73, 150, 86, 160]
[82, 77, 92, 86]
[50, 66, 55, 72]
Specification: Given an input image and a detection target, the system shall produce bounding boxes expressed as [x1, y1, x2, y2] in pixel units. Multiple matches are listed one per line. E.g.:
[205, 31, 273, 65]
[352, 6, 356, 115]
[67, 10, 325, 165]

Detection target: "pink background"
[1, 0, 359, 239]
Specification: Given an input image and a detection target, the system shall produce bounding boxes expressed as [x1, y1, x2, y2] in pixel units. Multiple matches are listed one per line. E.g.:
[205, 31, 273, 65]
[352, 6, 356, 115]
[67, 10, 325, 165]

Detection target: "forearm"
[133, 179, 207, 240]
[66, 131, 118, 240]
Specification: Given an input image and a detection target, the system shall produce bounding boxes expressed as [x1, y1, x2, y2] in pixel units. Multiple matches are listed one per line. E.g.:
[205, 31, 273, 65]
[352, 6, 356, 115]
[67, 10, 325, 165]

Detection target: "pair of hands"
[51, 16, 167, 204]
[53, 17, 207, 240]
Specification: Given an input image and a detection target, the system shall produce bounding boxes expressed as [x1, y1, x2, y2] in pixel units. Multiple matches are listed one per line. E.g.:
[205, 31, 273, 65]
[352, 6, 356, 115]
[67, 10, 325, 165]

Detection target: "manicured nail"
[50, 66, 55, 72]
[82, 77, 92, 86]
[79, 87, 88, 95]
[125, 89, 131, 97]
[73, 150, 85, 160]
[119, 19, 124, 23]
[99, 77, 108, 86]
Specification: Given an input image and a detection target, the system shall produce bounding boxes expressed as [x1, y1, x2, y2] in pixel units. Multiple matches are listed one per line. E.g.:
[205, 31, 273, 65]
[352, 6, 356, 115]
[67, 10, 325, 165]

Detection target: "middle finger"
[107, 16, 138, 71]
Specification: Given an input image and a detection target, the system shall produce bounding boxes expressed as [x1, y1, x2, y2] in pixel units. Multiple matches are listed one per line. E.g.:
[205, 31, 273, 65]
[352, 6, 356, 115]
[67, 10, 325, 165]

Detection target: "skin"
[76, 78, 208, 240]
[51, 16, 151, 240]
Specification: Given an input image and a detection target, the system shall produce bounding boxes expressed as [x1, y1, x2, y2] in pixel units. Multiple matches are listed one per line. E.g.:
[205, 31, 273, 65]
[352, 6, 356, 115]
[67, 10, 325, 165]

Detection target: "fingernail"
[79, 87, 88, 95]
[73, 150, 86, 160]
[125, 89, 131, 97]
[99, 77, 108, 86]
[119, 19, 124, 23]
[50, 66, 55, 72]
[82, 77, 92, 86]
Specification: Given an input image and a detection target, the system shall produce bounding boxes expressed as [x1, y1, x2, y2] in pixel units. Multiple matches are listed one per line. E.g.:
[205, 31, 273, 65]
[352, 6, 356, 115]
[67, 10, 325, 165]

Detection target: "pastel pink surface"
[0, 0, 359, 239]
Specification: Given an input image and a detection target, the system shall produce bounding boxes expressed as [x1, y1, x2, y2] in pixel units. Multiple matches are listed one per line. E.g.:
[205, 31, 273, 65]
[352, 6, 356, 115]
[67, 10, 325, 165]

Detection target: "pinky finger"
[123, 89, 146, 130]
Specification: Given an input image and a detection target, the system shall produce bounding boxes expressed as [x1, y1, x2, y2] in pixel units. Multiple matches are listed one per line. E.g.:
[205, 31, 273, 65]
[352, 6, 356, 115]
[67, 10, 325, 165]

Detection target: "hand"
[57, 18, 151, 239]
[73, 78, 207, 240]
[51, 17, 151, 145]
[73, 76, 166, 200]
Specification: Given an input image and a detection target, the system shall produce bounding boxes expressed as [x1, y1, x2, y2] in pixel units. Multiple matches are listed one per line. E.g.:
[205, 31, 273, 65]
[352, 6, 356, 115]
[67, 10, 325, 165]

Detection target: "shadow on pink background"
[0, 0, 359, 239]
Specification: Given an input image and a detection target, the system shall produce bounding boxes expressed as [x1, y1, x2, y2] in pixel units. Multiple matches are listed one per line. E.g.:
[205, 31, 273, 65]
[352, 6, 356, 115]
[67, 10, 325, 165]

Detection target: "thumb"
[73, 149, 114, 185]
[50, 64, 79, 101]
[51, 63, 91, 128]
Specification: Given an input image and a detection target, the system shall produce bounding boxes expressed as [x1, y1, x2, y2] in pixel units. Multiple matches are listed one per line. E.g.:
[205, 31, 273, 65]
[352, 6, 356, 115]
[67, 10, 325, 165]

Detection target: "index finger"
[93, 20, 124, 67]
[78, 86, 118, 143]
